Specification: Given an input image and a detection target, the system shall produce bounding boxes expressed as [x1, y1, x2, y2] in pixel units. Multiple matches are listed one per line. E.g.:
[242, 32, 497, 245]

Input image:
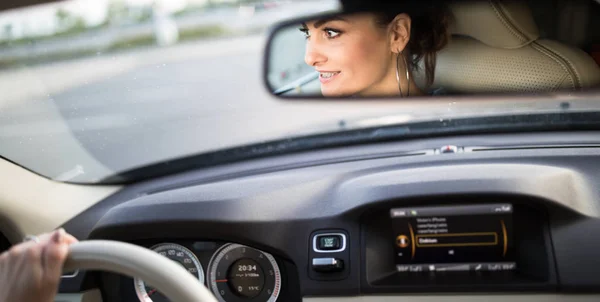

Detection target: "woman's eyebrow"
[308, 17, 348, 29]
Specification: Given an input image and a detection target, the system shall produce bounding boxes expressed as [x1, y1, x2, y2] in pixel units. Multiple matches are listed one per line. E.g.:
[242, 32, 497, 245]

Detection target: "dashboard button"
[312, 258, 344, 272]
[313, 233, 346, 253]
[317, 235, 342, 250]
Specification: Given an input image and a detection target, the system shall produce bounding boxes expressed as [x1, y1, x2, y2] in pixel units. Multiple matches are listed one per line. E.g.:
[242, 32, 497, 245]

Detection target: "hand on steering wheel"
[65, 239, 217, 302]
[0, 229, 217, 302]
[0, 229, 78, 302]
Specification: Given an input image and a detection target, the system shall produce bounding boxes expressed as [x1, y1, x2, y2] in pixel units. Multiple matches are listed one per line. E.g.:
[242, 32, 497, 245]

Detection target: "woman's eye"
[325, 29, 341, 39]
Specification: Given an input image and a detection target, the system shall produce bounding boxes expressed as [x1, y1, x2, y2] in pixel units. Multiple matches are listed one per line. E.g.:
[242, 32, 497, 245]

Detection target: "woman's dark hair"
[375, 1, 451, 87]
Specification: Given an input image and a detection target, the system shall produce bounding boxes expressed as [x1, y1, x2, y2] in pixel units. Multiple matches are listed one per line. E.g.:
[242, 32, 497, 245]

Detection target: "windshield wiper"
[100, 111, 600, 185]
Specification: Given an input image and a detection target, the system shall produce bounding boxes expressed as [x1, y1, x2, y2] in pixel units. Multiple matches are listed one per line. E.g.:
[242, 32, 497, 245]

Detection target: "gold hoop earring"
[395, 52, 410, 97]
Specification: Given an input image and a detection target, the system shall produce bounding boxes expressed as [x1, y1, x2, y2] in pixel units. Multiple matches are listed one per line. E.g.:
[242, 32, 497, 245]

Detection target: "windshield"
[1, 0, 599, 183]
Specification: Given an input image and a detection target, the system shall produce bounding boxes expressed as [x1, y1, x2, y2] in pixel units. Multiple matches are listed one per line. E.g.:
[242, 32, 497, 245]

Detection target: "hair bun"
[407, 3, 451, 86]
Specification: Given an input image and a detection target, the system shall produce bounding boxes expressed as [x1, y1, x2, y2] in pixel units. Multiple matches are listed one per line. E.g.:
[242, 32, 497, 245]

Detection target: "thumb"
[43, 229, 70, 285]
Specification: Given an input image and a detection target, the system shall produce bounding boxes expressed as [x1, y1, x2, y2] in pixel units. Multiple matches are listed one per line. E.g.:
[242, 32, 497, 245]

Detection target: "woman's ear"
[389, 13, 411, 53]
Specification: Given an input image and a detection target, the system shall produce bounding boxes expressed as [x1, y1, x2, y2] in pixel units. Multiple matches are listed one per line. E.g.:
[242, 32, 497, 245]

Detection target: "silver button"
[312, 258, 339, 266]
[312, 257, 344, 272]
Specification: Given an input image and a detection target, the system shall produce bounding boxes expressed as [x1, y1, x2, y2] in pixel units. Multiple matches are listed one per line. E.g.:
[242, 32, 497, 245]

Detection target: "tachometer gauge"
[134, 243, 204, 302]
[207, 243, 281, 302]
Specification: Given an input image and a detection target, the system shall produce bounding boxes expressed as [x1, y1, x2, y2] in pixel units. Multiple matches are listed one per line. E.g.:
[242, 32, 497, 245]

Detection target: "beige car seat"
[431, 0, 600, 93]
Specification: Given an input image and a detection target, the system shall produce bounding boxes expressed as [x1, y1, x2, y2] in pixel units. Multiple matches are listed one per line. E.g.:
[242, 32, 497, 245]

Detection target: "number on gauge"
[208, 243, 281, 302]
[134, 243, 204, 302]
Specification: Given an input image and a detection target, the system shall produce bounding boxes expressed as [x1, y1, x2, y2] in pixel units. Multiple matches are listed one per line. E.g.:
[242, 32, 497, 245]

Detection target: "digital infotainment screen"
[391, 204, 515, 273]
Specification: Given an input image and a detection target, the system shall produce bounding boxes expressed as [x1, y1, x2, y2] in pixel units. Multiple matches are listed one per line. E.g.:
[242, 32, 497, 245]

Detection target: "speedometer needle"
[148, 289, 157, 296]
[215, 279, 228, 283]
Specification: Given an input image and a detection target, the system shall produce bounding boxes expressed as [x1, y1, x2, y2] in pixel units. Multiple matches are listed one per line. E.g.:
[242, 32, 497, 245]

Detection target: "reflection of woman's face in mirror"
[300, 9, 449, 97]
[302, 13, 408, 97]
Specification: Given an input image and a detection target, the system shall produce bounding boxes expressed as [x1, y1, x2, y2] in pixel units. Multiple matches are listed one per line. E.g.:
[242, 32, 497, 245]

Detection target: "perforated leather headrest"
[449, 0, 540, 49]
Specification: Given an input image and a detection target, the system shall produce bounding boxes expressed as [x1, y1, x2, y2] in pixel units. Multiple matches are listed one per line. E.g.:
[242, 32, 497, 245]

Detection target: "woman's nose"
[304, 41, 327, 67]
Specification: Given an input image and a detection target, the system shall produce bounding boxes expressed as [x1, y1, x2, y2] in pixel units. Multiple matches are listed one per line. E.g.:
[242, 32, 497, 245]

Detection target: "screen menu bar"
[396, 262, 516, 273]
[391, 204, 513, 218]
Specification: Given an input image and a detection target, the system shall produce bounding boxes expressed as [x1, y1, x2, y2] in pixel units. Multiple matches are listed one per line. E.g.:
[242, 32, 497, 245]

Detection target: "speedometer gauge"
[134, 243, 204, 302]
[207, 243, 281, 302]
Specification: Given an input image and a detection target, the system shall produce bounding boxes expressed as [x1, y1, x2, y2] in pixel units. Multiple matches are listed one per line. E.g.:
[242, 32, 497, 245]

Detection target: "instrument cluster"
[131, 242, 282, 302]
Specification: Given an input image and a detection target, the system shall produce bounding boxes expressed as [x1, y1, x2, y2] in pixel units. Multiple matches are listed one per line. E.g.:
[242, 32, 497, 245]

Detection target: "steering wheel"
[64, 240, 218, 302]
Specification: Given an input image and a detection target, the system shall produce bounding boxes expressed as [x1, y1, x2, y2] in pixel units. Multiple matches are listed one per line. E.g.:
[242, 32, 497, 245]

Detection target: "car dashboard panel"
[100, 241, 298, 302]
[58, 132, 600, 301]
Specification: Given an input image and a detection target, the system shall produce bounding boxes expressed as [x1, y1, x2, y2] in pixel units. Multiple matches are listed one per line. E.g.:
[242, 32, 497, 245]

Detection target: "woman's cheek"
[330, 43, 357, 94]
[344, 40, 379, 88]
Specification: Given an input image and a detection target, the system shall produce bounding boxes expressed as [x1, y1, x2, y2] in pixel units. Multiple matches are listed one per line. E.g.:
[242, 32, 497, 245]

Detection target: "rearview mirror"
[263, 9, 449, 99]
[263, 1, 600, 99]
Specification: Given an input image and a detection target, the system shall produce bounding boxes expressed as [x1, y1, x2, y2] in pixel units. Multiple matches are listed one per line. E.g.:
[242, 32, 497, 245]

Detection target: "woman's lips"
[319, 71, 340, 84]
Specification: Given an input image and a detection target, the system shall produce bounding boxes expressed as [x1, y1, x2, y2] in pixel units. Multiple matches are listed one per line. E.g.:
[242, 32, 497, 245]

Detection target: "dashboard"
[58, 131, 600, 301]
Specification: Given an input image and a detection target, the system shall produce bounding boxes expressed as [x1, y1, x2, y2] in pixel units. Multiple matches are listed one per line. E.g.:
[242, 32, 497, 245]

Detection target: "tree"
[55, 9, 71, 30]
[107, 1, 128, 25]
